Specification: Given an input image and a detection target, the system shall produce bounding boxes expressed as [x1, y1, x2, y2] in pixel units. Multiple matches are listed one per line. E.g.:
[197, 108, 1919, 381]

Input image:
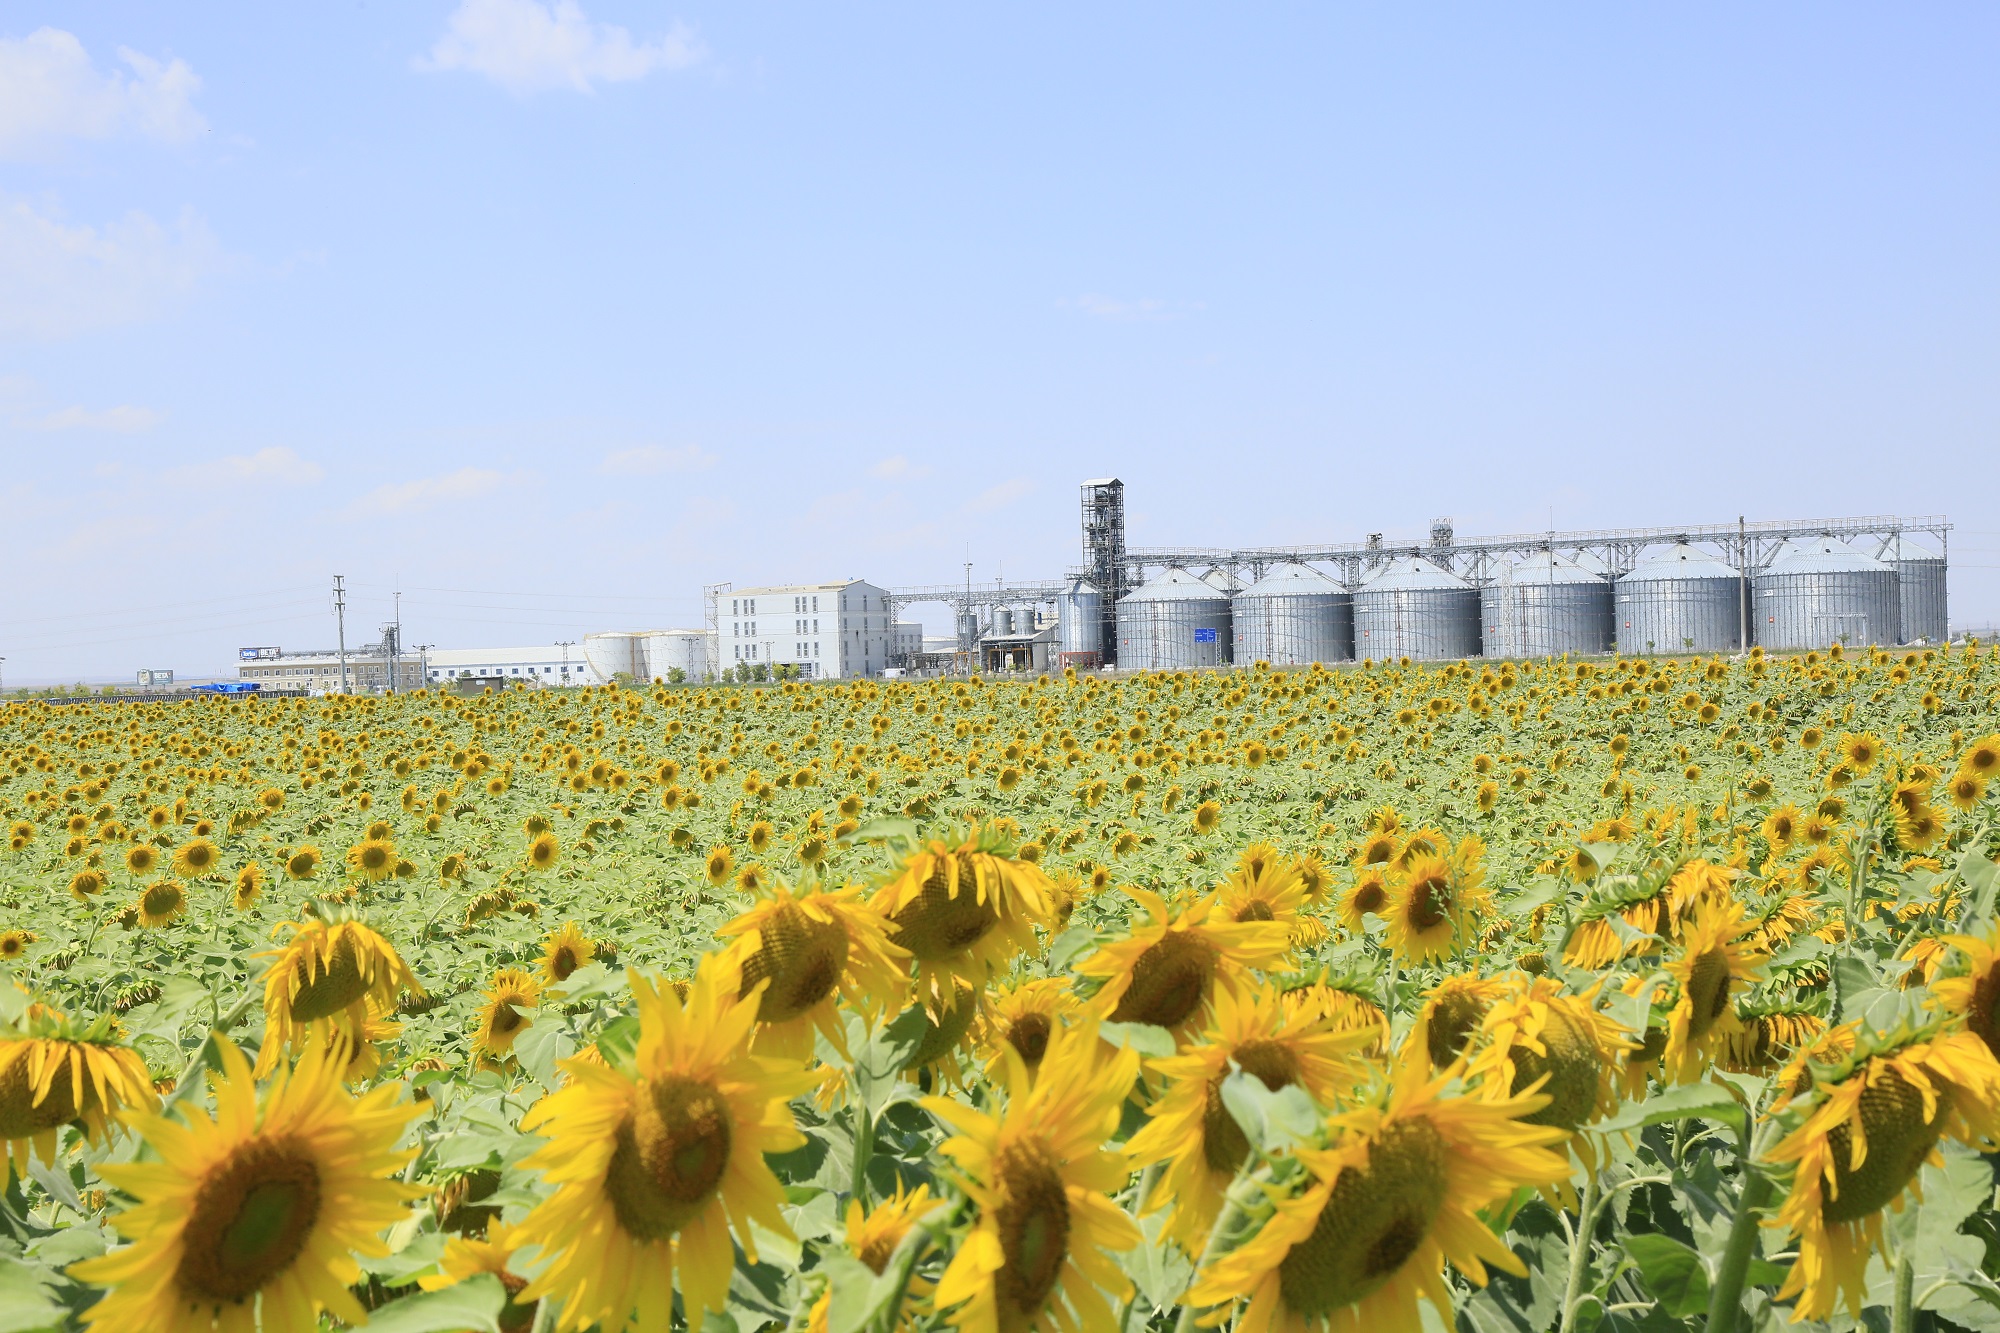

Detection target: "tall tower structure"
[1081, 478, 1126, 665]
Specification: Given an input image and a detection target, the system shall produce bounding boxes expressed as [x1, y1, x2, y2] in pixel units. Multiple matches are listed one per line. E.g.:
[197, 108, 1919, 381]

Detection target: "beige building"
[237, 650, 425, 694]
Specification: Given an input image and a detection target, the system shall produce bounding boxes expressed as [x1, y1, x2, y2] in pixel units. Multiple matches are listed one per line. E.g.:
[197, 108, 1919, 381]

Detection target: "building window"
[813, 596, 819, 612]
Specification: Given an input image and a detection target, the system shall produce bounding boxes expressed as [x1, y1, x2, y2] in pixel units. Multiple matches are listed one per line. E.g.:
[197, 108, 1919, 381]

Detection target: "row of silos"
[1072, 534, 1944, 669]
[581, 629, 715, 683]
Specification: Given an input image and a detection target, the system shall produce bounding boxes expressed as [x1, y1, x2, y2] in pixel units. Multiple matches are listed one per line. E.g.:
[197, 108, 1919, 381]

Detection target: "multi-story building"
[724, 580, 893, 679]
[236, 648, 425, 694]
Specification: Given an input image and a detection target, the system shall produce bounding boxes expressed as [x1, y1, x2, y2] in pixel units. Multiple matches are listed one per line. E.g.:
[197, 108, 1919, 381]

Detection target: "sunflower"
[124, 844, 158, 877]
[70, 1036, 423, 1333]
[1836, 731, 1883, 774]
[1192, 800, 1222, 834]
[541, 921, 597, 984]
[418, 1221, 536, 1333]
[256, 918, 423, 1076]
[1928, 928, 2000, 1059]
[716, 876, 909, 1058]
[925, 1019, 1141, 1333]
[232, 863, 263, 910]
[1660, 896, 1766, 1082]
[1076, 888, 1291, 1036]
[69, 869, 108, 902]
[869, 824, 1053, 1010]
[1381, 843, 1487, 965]
[1462, 977, 1629, 1135]
[705, 846, 734, 886]
[512, 959, 817, 1330]
[527, 831, 560, 871]
[1412, 974, 1510, 1071]
[137, 879, 187, 928]
[1334, 867, 1391, 933]
[0, 930, 32, 961]
[1126, 986, 1371, 1251]
[170, 838, 221, 879]
[975, 978, 1081, 1084]
[1217, 843, 1311, 928]
[1760, 804, 1803, 854]
[346, 837, 397, 882]
[1948, 770, 1989, 812]
[1962, 734, 2000, 780]
[1187, 1043, 1569, 1333]
[0, 1011, 155, 1178]
[474, 968, 541, 1058]
[284, 846, 321, 880]
[1280, 981, 1390, 1056]
[1768, 1027, 2000, 1320]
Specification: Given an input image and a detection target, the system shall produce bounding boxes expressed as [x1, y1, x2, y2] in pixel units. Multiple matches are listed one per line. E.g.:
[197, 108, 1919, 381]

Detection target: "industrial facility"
[878, 479, 1954, 673]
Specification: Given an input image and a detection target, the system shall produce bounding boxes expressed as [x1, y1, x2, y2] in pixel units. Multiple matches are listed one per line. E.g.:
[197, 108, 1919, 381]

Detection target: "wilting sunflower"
[256, 917, 423, 1076]
[1187, 1044, 1569, 1333]
[540, 921, 597, 984]
[512, 959, 818, 1330]
[1768, 1026, 2000, 1320]
[0, 1009, 155, 1178]
[1720, 1005, 1825, 1074]
[1076, 888, 1292, 1036]
[474, 968, 541, 1057]
[1412, 974, 1511, 1071]
[170, 838, 221, 879]
[716, 876, 908, 1058]
[346, 837, 397, 883]
[1281, 978, 1390, 1056]
[1126, 986, 1371, 1251]
[232, 863, 264, 910]
[137, 879, 187, 928]
[926, 1019, 1141, 1333]
[1660, 896, 1766, 1082]
[70, 1036, 423, 1333]
[806, 1183, 940, 1333]
[869, 824, 1053, 1010]
[1462, 976, 1629, 1136]
[975, 977, 1081, 1085]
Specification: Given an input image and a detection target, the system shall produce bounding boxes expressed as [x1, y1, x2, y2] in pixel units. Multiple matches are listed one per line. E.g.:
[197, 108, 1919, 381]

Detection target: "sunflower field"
[2, 644, 1999, 1333]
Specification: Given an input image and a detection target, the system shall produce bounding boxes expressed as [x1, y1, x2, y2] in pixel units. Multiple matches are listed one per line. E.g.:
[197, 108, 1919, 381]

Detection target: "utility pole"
[333, 575, 350, 695]
[1737, 515, 1748, 652]
[557, 641, 574, 688]
[961, 556, 974, 671]
[393, 590, 403, 693]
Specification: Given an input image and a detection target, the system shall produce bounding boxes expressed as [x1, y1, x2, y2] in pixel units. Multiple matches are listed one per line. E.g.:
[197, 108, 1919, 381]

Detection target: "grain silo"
[1201, 567, 1245, 594]
[1754, 538, 1900, 651]
[1863, 535, 1948, 643]
[582, 631, 646, 683]
[1116, 568, 1232, 671]
[644, 630, 714, 681]
[1614, 545, 1742, 655]
[1481, 551, 1613, 659]
[1056, 578, 1104, 660]
[1233, 564, 1353, 665]
[1352, 556, 1480, 661]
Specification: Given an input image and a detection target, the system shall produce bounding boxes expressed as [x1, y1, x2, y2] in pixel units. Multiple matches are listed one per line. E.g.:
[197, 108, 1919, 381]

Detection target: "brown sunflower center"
[1350, 881, 1387, 916]
[604, 1074, 734, 1241]
[1202, 1039, 1302, 1172]
[142, 882, 184, 918]
[289, 936, 371, 1023]
[0, 1045, 92, 1137]
[489, 1003, 524, 1037]
[175, 1136, 323, 1303]
[1276, 1118, 1450, 1318]
[993, 1142, 1070, 1316]
[1233, 899, 1276, 923]
[739, 903, 849, 1024]
[1684, 947, 1733, 1039]
[1108, 931, 1219, 1029]
[1007, 1012, 1052, 1070]
[1405, 875, 1450, 931]
[1424, 989, 1493, 1069]
[1507, 1005, 1600, 1129]
[1822, 1067, 1949, 1224]
[892, 863, 1001, 960]
[549, 945, 581, 982]
[1967, 966, 2000, 1059]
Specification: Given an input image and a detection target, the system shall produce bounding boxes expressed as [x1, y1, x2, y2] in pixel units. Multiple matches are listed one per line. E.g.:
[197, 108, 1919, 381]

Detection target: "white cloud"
[24, 404, 163, 433]
[0, 196, 224, 340]
[869, 454, 932, 481]
[1064, 293, 1201, 322]
[418, 0, 706, 95]
[0, 28, 205, 158]
[968, 478, 1034, 512]
[351, 466, 509, 516]
[598, 443, 714, 475]
[167, 447, 323, 487]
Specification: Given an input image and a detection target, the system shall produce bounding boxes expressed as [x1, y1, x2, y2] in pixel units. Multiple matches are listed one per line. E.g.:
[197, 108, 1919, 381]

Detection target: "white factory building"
[725, 580, 897, 679]
[424, 645, 596, 689]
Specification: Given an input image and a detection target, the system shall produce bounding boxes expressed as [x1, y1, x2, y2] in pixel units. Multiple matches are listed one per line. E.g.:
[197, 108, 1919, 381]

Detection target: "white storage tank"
[1754, 538, 1900, 651]
[645, 630, 714, 681]
[1615, 545, 1743, 655]
[1481, 551, 1614, 659]
[1233, 564, 1353, 664]
[582, 631, 646, 684]
[1116, 568, 1232, 671]
[1352, 556, 1480, 661]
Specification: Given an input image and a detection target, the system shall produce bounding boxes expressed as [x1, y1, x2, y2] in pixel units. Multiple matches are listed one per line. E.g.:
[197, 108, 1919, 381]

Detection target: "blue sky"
[2, 3, 1996, 683]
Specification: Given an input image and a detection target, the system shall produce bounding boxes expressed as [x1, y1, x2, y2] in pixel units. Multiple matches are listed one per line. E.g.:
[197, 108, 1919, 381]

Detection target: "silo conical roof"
[1121, 567, 1232, 603]
[1500, 550, 1601, 585]
[1201, 567, 1244, 593]
[1239, 563, 1344, 597]
[1621, 543, 1740, 582]
[1358, 555, 1471, 592]
[1763, 537, 1892, 576]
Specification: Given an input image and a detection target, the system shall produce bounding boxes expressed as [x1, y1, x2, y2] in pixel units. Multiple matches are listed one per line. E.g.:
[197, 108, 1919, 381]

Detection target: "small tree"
[667, 667, 687, 685]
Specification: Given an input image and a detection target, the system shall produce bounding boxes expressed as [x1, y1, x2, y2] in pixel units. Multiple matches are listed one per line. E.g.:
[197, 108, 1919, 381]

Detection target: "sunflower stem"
[1700, 1156, 1772, 1333]
[1172, 1162, 1266, 1333]
[168, 985, 262, 1100]
[1557, 1166, 1599, 1333]
[850, 1095, 875, 1210]
[871, 1200, 960, 1333]
[1891, 1248, 1916, 1333]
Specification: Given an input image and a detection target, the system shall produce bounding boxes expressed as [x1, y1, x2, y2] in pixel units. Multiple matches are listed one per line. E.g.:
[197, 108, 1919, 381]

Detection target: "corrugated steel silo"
[1481, 551, 1613, 658]
[1864, 535, 1948, 643]
[1201, 567, 1244, 594]
[1615, 545, 1742, 655]
[1116, 568, 1232, 671]
[1352, 556, 1480, 661]
[1057, 578, 1103, 658]
[1754, 537, 1900, 650]
[992, 608, 1015, 636]
[1233, 564, 1353, 665]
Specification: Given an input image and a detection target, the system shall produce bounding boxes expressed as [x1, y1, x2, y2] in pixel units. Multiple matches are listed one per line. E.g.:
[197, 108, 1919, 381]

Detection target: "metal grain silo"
[1481, 551, 1613, 658]
[1056, 578, 1103, 659]
[1861, 535, 1948, 643]
[1201, 567, 1244, 594]
[1116, 568, 1232, 671]
[1233, 564, 1353, 665]
[1754, 537, 1900, 651]
[1352, 556, 1480, 661]
[1615, 545, 1743, 655]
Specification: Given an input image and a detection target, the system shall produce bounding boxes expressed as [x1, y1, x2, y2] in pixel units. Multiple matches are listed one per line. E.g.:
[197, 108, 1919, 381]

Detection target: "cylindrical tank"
[1352, 556, 1480, 661]
[1864, 535, 1948, 643]
[1233, 564, 1353, 665]
[1481, 551, 1614, 659]
[1201, 567, 1244, 594]
[1615, 545, 1743, 655]
[1057, 578, 1103, 657]
[582, 631, 644, 683]
[1116, 568, 1232, 671]
[644, 630, 712, 681]
[992, 608, 1015, 636]
[956, 612, 979, 645]
[1754, 538, 1900, 651]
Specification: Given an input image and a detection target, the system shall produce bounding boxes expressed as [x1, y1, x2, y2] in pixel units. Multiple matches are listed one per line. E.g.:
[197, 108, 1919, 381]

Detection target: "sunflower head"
[868, 823, 1052, 1008]
[257, 917, 422, 1075]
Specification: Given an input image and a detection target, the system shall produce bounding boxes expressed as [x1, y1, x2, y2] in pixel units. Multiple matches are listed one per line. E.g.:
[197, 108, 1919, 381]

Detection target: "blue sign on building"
[1194, 627, 1217, 643]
